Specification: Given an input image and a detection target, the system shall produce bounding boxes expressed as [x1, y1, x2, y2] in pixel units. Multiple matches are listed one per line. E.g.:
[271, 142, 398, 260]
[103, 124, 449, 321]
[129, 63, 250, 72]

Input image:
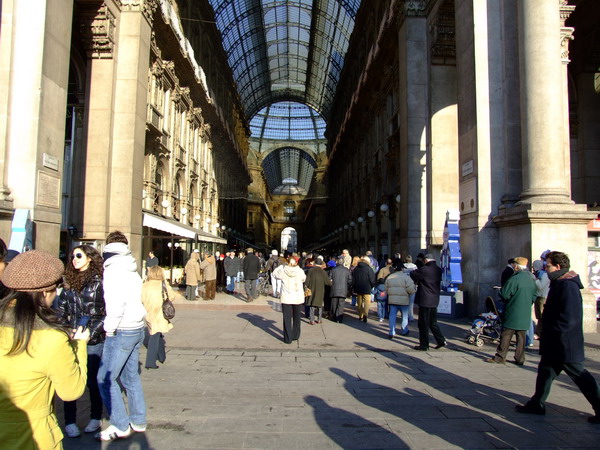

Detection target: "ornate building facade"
[1, 0, 598, 325]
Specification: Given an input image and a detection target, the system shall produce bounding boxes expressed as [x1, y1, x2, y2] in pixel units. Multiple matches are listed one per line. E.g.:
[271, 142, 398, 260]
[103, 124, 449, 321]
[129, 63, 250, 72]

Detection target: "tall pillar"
[108, 1, 154, 260]
[398, 2, 428, 256]
[517, 0, 570, 203]
[493, 0, 596, 330]
[3, 0, 74, 252]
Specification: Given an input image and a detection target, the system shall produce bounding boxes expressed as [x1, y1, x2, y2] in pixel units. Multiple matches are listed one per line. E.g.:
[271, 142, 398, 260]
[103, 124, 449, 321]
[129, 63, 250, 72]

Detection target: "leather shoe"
[413, 346, 428, 351]
[388, 334, 394, 339]
[588, 415, 600, 424]
[485, 357, 505, 364]
[435, 341, 446, 349]
[362, 317, 367, 323]
[515, 402, 546, 415]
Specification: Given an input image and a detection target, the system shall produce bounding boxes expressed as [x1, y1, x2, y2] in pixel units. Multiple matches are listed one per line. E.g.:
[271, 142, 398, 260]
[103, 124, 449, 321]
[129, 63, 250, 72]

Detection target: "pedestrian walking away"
[410, 253, 446, 350]
[141, 266, 175, 370]
[272, 257, 306, 344]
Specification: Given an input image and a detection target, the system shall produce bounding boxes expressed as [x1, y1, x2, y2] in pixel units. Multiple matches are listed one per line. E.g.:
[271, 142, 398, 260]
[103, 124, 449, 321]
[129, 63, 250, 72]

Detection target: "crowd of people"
[1, 238, 599, 449]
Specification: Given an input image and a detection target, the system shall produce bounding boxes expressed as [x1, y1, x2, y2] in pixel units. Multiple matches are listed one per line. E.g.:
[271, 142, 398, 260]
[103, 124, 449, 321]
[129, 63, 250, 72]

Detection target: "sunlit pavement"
[60, 292, 600, 449]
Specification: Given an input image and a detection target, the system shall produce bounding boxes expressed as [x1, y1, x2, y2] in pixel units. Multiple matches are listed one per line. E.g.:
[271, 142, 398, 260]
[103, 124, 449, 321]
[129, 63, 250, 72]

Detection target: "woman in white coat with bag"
[272, 257, 306, 344]
[385, 270, 417, 339]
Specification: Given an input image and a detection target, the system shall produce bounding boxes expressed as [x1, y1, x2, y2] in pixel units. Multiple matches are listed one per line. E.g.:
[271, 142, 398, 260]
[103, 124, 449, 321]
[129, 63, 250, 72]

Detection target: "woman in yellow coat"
[0, 250, 89, 449]
[141, 266, 174, 369]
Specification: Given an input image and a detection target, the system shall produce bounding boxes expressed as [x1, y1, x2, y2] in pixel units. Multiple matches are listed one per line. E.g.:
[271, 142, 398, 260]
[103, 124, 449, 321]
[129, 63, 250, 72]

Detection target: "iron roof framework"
[262, 147, 317, 195]
[207, 0, 361, 121]
[249, 101, 326, 142]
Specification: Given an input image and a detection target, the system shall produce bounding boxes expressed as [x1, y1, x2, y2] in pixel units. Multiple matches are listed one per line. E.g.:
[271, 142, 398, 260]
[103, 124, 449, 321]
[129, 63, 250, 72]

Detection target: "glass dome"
[250, 101, 326, 141]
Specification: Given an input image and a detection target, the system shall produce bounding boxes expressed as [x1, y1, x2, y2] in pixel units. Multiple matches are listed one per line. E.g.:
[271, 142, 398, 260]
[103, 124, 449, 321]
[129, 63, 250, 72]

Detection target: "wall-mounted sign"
[461, 159, 474, 177]
[42, 153, 59, 171]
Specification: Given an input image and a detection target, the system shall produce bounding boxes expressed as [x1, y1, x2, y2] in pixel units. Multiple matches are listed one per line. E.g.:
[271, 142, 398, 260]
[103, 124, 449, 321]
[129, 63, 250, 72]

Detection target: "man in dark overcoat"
[486, 256, 537, 365]
[242, 248, 261, 302]
[352, 257, 376, 322]
[329, 257, 352, 323]
[410, 253, 445, 350]
[515, 251, 600, 423]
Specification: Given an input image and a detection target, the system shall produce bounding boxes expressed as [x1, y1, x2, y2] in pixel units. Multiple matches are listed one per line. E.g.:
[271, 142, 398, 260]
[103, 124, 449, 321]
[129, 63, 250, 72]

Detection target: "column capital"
[79, 2, 116, 59]
[116, 0, 158, 25]
[559, 1, 576, 64]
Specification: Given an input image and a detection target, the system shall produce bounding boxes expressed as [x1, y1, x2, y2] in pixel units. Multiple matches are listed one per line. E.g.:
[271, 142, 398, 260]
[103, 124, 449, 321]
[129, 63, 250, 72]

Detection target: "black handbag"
[162, 281, 176, 320]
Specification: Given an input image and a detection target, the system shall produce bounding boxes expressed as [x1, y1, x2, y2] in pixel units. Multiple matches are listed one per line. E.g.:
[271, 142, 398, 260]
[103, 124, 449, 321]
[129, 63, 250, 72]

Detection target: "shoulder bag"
[162, 281, 176, 320]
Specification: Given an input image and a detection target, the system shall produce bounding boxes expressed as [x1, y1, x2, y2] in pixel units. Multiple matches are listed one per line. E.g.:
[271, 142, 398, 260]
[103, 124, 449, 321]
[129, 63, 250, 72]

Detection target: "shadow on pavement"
[304, 395, 409, 449]
[237, 312, 283, 341]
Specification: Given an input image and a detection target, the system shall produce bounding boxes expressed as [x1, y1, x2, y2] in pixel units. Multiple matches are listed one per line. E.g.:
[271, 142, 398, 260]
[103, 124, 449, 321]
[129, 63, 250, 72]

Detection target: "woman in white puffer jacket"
[385, 270, 416, 339]
[272, 258, 306, 344]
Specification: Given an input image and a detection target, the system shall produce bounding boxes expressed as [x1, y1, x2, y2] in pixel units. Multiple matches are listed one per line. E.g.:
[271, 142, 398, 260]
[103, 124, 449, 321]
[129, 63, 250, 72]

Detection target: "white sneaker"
[379, 318, 384, 322]
[64, 423, 81, 438]
[94, 425, 132, 441]
[84, 418, 102, 433]
[130, 423, 147, 432]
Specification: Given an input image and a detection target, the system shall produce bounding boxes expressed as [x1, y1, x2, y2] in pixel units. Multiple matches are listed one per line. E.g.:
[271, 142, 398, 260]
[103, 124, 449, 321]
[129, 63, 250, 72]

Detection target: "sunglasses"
[73, 252, 84, 259]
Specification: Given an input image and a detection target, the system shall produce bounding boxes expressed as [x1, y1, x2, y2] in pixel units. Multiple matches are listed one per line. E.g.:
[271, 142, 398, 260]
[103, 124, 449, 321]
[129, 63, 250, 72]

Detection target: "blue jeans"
[526, 320, 535, 346]
[408, 293, 415, 320]
[377, 300, 387, 320]
[351, 295, 357, 306]
[389, 304, 409, 336]
[97, 328, 146, 431]
[64, 342, 104, 424]
[226, 275, 236, 292]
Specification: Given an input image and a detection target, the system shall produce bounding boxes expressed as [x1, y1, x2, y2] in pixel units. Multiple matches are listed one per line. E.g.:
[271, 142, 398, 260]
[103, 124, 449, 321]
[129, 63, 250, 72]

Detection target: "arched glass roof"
[207, 0, 361, 121]
[262, 147, 317, 195]
[249, 101, 326, 141]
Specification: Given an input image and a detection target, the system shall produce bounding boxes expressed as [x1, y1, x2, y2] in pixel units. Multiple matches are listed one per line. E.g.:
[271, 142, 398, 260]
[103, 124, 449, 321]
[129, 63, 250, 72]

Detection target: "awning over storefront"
[142, 212, 226, 244]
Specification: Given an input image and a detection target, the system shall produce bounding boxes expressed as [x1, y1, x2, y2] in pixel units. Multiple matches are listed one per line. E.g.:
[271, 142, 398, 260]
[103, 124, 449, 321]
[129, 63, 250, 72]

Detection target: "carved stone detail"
[430, 0, 456, 65]
[79, 3, 116, 59]
[559, 1, 576, 64]
[118, 0, 158, 25]
[404, 0, 428, 17]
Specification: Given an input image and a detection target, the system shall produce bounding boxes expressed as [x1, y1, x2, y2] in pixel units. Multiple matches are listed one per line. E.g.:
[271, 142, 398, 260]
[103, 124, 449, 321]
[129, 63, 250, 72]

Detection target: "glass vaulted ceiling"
[207, 0, 361, 121]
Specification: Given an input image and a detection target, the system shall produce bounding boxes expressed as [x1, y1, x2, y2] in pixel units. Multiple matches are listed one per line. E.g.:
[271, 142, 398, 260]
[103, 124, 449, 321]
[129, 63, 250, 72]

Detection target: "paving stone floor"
[59, 293, 600, 449]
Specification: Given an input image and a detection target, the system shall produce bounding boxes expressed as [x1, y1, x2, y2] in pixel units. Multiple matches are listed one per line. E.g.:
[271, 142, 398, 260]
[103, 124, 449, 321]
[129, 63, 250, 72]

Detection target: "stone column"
[106, 1, 154, 261]
[3, 0, 74, 252]
[398, 2, 428, 256]
[517, 0, 570, 203]
[494, 0, 596, 331]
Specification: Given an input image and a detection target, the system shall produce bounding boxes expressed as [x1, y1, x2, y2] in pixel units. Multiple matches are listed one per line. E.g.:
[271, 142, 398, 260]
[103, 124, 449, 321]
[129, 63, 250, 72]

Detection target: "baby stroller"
[257, 272, 271, 297]
[466, 296, 502, 347]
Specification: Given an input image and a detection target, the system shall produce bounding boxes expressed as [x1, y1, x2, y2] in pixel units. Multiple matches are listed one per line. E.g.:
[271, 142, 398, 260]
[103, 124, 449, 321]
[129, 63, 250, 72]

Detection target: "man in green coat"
[486, 257, 537, 365]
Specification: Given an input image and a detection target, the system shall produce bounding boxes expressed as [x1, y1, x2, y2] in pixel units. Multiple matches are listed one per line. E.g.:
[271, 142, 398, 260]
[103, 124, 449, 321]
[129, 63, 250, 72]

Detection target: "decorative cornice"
[79, 3, 116, 59]
[403, 0, 428, 17]
[430, 0, 456, 65]
[559, 1, 576, 64]
[117, 0, 158, 25]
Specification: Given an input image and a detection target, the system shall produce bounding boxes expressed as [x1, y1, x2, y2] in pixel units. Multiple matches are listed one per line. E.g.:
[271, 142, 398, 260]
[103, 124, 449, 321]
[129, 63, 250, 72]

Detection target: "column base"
[493, 202, 597, 332]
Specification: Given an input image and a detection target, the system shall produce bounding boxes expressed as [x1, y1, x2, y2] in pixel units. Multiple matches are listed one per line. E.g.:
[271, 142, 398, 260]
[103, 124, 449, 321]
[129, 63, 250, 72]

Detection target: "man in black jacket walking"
[515, 251, 600, 423]
[242, 248, 261, 302]
[352, 257, 376, 322]
[410, 253, 445, 351]
[330, 257, 352, 323]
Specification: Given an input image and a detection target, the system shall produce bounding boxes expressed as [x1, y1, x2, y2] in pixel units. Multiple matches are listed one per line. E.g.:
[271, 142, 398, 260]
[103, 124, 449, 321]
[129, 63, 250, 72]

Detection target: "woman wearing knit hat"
[0, 250, 90, 449]
[55, 245, 106, 437]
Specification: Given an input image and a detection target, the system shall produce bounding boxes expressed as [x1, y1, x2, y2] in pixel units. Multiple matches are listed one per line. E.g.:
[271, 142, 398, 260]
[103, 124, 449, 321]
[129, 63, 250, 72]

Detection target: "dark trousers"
[494, 328, 526, 364]
[204, 279, 216, 299]
[530, 358, 600, 412]
[282, 303, 302, 344]
[64, 342, 103, 424]
[417, 306, 445, 349]
[330, 297, 345, 322]
[145, 331, 166, 369]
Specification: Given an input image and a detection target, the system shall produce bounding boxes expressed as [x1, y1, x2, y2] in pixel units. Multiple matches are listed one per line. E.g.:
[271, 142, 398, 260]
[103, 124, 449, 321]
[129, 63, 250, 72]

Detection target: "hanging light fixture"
[380, 203, 389, 213]
[161, 199, 170, 208]
[181, 207, 188, 215]
[357, 216, 364, 223]
[367, 210, 375, 218]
